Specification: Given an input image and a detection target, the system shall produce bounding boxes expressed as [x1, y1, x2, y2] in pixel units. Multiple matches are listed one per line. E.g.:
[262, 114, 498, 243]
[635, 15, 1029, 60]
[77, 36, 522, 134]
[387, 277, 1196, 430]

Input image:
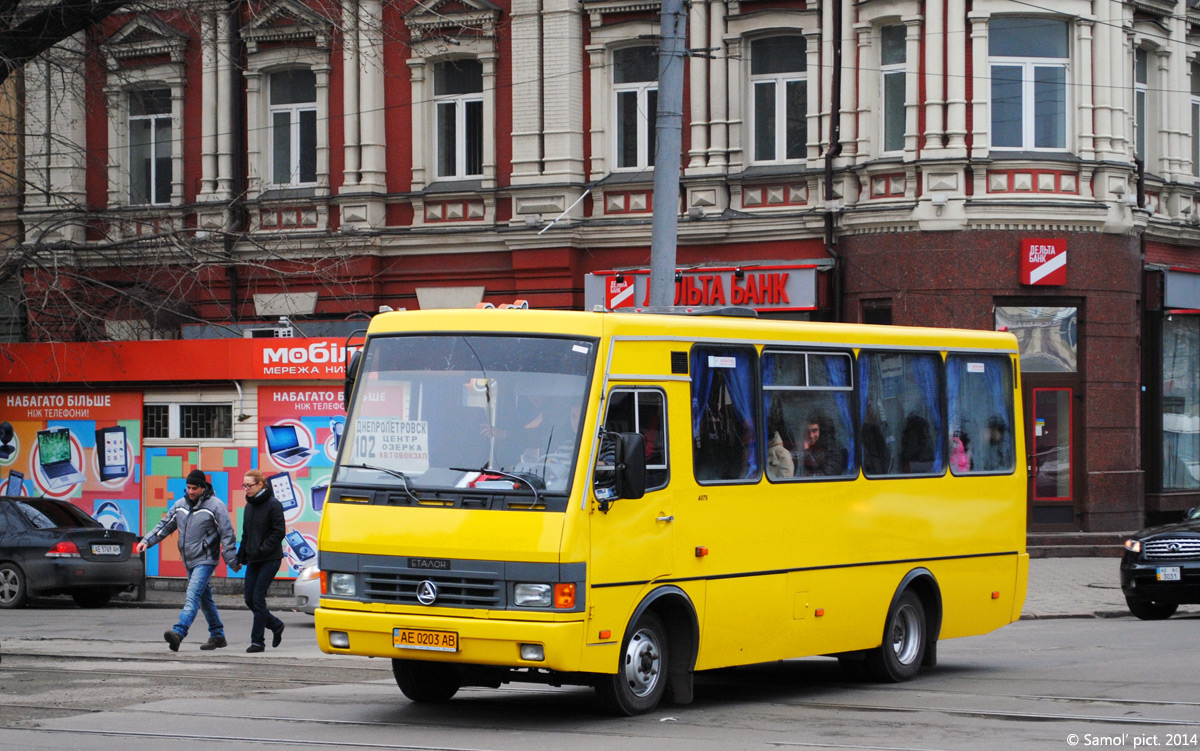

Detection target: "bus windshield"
[338, 334, 595, 494]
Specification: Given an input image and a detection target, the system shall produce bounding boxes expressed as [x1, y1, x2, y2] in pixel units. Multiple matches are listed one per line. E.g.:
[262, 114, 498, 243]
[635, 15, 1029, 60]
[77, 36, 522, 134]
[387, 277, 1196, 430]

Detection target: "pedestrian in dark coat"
[237, 469, 286, 653]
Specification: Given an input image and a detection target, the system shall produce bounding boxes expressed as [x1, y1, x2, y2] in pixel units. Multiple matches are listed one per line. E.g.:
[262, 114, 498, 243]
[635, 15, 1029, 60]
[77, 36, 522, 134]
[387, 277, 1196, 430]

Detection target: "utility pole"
[647, 0, 687, 307]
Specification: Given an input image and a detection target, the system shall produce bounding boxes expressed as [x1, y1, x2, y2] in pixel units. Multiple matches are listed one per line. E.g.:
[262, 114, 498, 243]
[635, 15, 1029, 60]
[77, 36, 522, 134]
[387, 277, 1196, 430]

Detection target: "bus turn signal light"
[554, 583, 576, 609]
[992, 591, 1000, 599]
[695, 546, 709, 557]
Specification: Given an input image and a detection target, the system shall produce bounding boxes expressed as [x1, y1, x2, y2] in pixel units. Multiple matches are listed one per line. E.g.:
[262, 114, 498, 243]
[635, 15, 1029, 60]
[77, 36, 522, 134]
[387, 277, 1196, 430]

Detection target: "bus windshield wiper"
[450, 465, 541, 507]
[342, 463, 420, 503]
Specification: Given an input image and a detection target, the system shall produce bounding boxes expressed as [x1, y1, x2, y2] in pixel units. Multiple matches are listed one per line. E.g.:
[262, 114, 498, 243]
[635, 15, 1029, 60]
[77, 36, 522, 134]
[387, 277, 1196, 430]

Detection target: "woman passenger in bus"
[950, 430, 973, 473]
[799, 413, 847, 477]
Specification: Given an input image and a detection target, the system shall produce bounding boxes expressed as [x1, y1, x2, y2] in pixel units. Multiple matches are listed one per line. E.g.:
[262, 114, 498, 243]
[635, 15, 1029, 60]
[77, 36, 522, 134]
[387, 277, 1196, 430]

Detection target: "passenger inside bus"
[900, 414, 935, 474]
[798, 413, 848, 477]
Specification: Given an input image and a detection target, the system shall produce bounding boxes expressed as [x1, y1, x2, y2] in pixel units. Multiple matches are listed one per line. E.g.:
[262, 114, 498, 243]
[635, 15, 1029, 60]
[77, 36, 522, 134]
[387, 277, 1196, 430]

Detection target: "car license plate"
[1157, 566, 1181, 581]
[91, 544, 121, 556]
[393, 628, 458, 652]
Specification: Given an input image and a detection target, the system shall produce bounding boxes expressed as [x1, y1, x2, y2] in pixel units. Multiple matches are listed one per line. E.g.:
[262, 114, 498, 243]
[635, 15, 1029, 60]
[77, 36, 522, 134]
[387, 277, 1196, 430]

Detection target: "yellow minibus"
[315, 307, 1027, 714]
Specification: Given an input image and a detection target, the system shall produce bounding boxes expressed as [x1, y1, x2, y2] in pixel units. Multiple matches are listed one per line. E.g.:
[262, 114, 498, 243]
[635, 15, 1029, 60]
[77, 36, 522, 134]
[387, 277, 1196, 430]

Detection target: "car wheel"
[864, 590, 926, 682]
[0, 562, 28, 609]
[391, 659, 461, 703]
[72, 590, 112, 608]
[1125, 596, 1178, 621]
[595, 610, 669, 716]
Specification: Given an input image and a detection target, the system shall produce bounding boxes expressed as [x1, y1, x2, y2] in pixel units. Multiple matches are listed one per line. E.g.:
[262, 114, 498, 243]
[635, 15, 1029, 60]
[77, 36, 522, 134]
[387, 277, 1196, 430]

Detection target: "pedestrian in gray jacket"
[136, 469, 241, 651]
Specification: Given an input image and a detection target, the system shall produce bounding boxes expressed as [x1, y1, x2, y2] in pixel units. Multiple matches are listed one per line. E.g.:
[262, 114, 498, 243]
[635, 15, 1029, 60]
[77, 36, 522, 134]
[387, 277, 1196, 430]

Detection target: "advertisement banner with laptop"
[258, 386, 343, 574]
[0, 391, 143, 531]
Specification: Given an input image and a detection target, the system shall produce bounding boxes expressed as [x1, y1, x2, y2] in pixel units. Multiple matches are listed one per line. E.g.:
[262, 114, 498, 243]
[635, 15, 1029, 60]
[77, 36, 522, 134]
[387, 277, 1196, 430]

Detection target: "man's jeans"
[243, 559, 284, 646]
[172, 564, 223, 640]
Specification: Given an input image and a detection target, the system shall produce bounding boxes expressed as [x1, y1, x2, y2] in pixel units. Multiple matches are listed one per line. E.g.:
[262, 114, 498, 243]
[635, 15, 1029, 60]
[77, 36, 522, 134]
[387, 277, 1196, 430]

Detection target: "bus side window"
[859, 352, 944, 477]
[762, 350, 856, 482]
[946, 354, 1015, 475]
[691, 346, 760, 483]
[598, 388, 669, 492]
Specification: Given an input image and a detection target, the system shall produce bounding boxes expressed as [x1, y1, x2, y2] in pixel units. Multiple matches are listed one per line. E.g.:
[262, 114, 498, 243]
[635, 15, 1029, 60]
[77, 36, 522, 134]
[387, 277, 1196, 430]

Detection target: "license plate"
[1157, 567, 1181, 582]
[393, 628, 458, 652]
[91, 544, 121, 556]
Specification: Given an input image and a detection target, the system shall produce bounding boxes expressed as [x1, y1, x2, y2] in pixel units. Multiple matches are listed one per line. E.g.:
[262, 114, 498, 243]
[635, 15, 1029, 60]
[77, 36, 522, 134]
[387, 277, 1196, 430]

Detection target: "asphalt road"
[2, 600, 1199, 751]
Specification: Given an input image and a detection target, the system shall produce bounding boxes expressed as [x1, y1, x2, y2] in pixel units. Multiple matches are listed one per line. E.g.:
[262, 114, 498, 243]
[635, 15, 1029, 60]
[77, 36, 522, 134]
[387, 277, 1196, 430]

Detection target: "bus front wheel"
[865, 590, 926, 682]
[391, 659, 462, 703]
[596, 610, 669, 715]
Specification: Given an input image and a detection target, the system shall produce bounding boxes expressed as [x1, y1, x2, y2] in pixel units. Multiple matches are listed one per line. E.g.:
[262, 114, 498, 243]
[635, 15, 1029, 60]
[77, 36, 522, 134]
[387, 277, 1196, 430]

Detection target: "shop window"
[988, 17, 1068, 150]
[751, 36, 806, 162]
[762, 351, 855, 481]
[946, 354, 1015, 475]
[880, 25, 906, 154]
[994, 306, 1077, 372]
[859, 352, 944, 476]
[691, 346, 760, 483]
[1162, 316, 1200, 491]
[143, 403, 232, 440]
[613, 46, 658, 170]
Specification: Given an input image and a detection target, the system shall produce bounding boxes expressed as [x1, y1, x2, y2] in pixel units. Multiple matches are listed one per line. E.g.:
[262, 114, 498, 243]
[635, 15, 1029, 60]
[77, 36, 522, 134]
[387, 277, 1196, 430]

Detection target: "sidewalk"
[110, 555, 1195, 620]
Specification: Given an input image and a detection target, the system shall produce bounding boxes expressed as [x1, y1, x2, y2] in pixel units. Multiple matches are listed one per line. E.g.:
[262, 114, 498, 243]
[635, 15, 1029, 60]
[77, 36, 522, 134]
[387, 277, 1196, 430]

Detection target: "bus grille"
[1144, 538, 1200, 560]
[362, 572, 504, 608]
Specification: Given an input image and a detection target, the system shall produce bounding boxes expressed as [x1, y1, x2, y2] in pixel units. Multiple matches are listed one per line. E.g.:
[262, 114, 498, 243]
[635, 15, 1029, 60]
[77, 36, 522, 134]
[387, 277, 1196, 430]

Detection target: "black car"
[0, 496, 143, 608]
[1120, 506, 1200, 620]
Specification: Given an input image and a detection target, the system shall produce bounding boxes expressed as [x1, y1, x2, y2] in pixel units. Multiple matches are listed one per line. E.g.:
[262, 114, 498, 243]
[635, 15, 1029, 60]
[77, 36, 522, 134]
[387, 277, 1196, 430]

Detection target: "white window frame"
[433, 61, 484, 180]
[127, 88, 174, 205]
[105, 66, 184, 210]
[244, 45, 331, 200]
[407, 42, 497, 191]
[1191, 61, 1200, 178]
[1135, 47, 1148, 161]
[987, 18, 1070, 152]
[612, 47, 658, 171]
[749, 36, 807, 164]
[142, 401, 234, 442]
[268, 70, 318, 187]
[879, 24, 907, 155]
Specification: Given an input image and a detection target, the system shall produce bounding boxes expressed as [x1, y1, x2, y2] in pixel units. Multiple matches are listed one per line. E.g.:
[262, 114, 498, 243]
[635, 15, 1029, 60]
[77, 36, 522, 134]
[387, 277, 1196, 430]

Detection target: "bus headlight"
[514, 583, 552, 607]
[329, 573, 356, 596]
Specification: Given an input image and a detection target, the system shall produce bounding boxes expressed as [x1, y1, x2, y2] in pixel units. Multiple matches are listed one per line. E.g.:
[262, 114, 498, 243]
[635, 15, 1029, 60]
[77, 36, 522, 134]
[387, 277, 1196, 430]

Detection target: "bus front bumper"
[315, 607, 588, 673]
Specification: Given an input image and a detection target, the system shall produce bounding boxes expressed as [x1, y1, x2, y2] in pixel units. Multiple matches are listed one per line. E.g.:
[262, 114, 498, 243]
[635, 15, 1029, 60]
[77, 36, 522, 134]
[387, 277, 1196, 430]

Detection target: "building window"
[995, 306, 1077, 372]
[269, 69, 317, 186]
[751, 36, 806, 162]
[1192, 62, 1200, 178]
[1162, 316, 1200, 491]
[880, 25, 906, 154]
[143, 403, 232, 440]
[128, 89, 172, 205]
[613, 46, 657, 170]
[434, 60, 484, 179]
[989, 17, 1068, 150]
[1135, 48, 1148, 160]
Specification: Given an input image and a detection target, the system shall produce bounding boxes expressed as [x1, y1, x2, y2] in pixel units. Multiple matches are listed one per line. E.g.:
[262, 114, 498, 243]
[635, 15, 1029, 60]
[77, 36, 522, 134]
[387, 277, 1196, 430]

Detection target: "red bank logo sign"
[1021, 238, 1067, 286]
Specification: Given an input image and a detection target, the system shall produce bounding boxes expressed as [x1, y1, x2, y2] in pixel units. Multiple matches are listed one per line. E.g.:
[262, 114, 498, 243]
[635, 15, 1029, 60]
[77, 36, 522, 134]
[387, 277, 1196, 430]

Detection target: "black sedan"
[0, 496, 143, 608]
[1120, 506, 1200, 620]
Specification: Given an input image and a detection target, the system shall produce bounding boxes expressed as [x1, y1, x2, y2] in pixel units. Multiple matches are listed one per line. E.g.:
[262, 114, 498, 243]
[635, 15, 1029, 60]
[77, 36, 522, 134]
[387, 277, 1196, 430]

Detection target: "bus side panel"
[580, 580, 706, 674]
[932, 555, 1022, 639]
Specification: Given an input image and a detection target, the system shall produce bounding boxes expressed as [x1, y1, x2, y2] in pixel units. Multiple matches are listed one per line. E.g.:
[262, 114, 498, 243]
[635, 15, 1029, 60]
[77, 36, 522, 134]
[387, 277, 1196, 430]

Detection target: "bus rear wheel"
[596, 610, 669, 716]
[391, 659, 462, 703]
[865, 590, 926, 682]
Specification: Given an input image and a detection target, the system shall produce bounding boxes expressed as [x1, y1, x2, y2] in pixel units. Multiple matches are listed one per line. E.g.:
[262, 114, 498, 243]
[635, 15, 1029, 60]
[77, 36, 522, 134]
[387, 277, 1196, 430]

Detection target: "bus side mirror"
[343, 351, 362, 409]
[615, 432, 647, 500]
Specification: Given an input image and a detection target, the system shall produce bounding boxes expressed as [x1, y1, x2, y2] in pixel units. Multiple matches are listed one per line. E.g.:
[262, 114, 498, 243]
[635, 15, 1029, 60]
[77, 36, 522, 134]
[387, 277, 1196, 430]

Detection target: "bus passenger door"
[589, 387, 673, 587]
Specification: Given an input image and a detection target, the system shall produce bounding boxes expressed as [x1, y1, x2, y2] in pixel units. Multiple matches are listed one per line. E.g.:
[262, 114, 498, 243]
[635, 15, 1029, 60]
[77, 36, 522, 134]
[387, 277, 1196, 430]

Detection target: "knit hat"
[185, 469, 208, 487]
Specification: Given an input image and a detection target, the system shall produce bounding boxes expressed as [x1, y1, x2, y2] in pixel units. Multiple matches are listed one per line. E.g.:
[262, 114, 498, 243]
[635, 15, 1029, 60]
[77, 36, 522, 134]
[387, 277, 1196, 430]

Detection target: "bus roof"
[364, 308, 1019, 353]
